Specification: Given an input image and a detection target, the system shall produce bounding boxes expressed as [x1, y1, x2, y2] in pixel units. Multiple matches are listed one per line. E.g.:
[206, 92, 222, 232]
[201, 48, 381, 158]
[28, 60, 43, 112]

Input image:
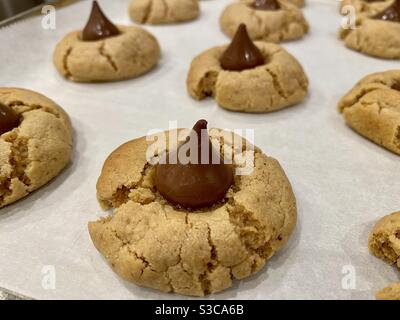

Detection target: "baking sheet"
[0, 0, 399, 300]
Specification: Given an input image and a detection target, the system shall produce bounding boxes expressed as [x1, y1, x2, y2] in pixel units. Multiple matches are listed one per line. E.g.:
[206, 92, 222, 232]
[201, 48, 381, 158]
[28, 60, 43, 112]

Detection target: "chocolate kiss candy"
[0, 103, 19, 135]
[251, 0, 281, 10]
[81, 1, 120, 41]
[374, 0, 400, 22]
[220, 24, 265, 71]
[155, 120, 234, 209]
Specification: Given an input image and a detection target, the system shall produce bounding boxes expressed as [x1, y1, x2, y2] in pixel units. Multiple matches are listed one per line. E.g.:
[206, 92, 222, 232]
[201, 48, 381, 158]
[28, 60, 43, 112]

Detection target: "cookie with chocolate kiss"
[0, 103, 19, 135]
[90, 121, 297, 296]
[155, 120, 233, 209]
[220, 0, 309, 42]
[53, 1, 161, 82]
[339, 0, 400, 58]
[187, 23, 308, 112]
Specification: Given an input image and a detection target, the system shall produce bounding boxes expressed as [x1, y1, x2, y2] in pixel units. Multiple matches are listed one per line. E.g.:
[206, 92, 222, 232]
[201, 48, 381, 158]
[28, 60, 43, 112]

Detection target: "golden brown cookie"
[339, 4, 400, 59]
[339, 0, 392, 15]
[338, 70, 400, 155]
[187, 41, 308, 113]
[369, 211, 400, 269]
[129, 0, 199, 24]
[0, 88, 72, 208]
[289, 0, 304, 6]
[53, 25, 161, 82]
[376, 283, 400, 300]
[220, 0, 309, 42]
[89, 129, 297, 296]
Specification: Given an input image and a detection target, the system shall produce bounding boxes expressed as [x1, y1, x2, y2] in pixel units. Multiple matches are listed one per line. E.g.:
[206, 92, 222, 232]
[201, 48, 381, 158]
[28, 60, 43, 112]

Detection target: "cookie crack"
[142, 0, 153, 23]
[99, 42, 119, 72]
[9, 101, 61, 118]
[265, 68, 288, 100]
[63, 47, 72, 79]
[109, 163, 154, 208]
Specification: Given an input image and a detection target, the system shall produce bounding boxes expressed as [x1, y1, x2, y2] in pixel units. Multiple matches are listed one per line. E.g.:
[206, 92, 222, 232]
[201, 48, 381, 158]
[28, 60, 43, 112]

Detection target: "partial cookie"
[187, 41, 308, 113]
[220, 0, 309, 42]
[129, 0, 199, 24]
[0, 88, 72, 208]
[89, 129, 297, 296]
[369, 211, 400, 269]
[376, 283, 400, 300]
[339, 0, 393, 15]
[338, 70, 400, 155]
[339, 1, 400, 59]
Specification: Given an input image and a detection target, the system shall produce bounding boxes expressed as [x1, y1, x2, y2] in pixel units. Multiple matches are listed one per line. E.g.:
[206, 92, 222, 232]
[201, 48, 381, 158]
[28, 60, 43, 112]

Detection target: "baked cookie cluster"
[2, 0, 400, 300]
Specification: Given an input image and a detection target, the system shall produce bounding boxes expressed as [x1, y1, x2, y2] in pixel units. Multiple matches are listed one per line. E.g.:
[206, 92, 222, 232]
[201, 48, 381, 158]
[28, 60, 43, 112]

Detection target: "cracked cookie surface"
[129, 0, 199, 24]
[89, 130, 297, 296]
[187, 41, 308, 113]
[220, 0, 309, 42]
[376, 283, 400, 300]
[0, 88, 72, 208]
[53, 25, 161, 82]
[339, 0, 392, 15]
[338, 70, 400, 155]
[339, 13, 400, 59]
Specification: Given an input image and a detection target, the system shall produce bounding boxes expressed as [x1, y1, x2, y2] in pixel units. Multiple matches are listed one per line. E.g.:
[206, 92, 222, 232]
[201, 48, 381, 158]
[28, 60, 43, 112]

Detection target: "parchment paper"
[0, 0, 399, 300]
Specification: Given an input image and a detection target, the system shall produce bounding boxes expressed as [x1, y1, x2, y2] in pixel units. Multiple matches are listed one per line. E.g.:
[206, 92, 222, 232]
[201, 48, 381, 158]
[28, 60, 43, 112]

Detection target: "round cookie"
[339, 1, 400, 59]
[88, 129, 297, 296]
[220, 0, 309, 42]
[129, 0, 199, 24]
[339, 0, 393, 15]
[187, 41, 308, 113]
[369, 211, 400, 269]
[0, 88, 72, 208]
[53, 25, 161, 82]
[376, 283, 400, 300]
[338, 70, 400, 155]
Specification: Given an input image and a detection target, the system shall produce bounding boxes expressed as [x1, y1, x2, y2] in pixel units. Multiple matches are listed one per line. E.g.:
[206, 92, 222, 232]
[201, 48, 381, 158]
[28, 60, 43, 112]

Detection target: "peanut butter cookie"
[339, 0, 392, 15]
[220, 0, 309, 42]
[89, 128, 297, 296]
[369, 211, 400, 269]
[0, 88, 72, 208]
[129, 0, 199, 24]
[54, 2, 160, 82]
[339, 0, 400, 59]
[338, 70, 400, 155]
[187, 35, 308, 113]
[53, 25, 161, 82]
